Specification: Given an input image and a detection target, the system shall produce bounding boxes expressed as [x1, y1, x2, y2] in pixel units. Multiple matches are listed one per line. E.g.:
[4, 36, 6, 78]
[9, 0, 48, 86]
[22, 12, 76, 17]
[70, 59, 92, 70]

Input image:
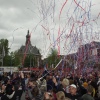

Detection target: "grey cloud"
[0, 0, 35, 9]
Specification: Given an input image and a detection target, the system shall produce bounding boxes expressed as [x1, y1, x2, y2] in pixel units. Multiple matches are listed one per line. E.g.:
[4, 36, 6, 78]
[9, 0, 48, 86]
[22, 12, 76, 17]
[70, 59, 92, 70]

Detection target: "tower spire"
[26, 30, 31, 45]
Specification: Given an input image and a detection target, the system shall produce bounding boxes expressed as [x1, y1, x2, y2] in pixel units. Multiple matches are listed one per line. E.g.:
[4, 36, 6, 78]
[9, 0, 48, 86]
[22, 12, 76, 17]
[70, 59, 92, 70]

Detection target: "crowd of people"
[0, 68, 100, 100]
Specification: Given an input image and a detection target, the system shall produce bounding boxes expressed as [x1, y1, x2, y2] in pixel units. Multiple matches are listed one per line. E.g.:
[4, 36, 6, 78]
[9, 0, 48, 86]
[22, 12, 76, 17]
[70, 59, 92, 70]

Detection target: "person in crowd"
[25, 73, 31, 86]
[46, 74, 55, 92]
[25, 72, 47, 100]
[1, 84, 16, 100]
[1, 72, 25, 100]
[0, 68, 100, 100]
[43, 92, 54, 100]
[56, 91, 71, 100]
[0, 83, 6, 98]
[75, 76, 88, 96]
[81, 85, 94, 100]
[97, 72, 100, 99]
[65, 84, 81, 100]
[52, 76, 70, 94]
[89, 76, 97, 95]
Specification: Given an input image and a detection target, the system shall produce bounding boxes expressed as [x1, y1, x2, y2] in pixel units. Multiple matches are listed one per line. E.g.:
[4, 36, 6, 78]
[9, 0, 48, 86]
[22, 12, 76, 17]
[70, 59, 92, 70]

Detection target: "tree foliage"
[0, 39, 21, 66]
[13, 51, 21, 66]
[0, 39, 10, 66]
[46, 48, 60, 68]
[0, 39, 9, 55]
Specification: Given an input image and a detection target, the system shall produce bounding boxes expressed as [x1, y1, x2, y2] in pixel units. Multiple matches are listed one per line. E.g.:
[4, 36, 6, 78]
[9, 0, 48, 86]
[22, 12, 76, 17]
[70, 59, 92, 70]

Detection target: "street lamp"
[30, 54, 31, 71]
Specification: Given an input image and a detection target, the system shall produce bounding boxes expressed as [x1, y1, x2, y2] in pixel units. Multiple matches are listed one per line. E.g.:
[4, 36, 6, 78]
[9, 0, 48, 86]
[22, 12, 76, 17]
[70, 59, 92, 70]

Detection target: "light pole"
[1, 46, 5, 67]
[30, 54, 31, 71]
[10, 55, 12, 74]
[1, 54, 3, 67]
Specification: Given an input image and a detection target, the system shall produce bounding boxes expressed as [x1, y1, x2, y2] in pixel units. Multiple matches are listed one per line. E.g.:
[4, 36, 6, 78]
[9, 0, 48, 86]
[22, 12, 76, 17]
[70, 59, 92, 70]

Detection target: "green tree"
[13, 51, 21, 66]
[0, 39, 9, 55]
[3, 52, 16, 66]
[3, 55, 12, 66]
[0, 39, 10, 66]
[46, 48, 60, 68]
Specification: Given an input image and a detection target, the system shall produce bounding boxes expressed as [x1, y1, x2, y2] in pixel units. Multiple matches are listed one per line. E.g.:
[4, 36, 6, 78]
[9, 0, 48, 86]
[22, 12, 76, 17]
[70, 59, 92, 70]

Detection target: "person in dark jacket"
[76, 77, 88, 96]
[46, 75, 54, 91]
[1, 84, 19, 100]
[81, 85, 94, 100]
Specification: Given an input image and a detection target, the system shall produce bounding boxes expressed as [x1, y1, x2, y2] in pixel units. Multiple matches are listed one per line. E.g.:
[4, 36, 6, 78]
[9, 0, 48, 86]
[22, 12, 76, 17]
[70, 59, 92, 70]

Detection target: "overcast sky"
[0, 0, 100, 58]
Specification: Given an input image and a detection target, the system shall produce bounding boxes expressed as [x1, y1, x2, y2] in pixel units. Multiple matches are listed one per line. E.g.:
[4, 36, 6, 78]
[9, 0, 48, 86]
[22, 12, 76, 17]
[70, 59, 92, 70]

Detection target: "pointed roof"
[18, 30, 41, 56]
[26, 30, 30, 37]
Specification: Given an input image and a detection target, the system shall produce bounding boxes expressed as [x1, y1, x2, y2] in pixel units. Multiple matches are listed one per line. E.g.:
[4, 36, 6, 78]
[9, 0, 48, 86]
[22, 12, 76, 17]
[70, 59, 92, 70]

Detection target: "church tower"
[26, 30, 31, 46]
[18, 30, 41, 67]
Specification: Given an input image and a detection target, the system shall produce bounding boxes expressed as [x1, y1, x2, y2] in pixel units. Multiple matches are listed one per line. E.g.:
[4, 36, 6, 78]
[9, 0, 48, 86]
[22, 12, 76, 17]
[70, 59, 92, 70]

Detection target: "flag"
[44, 64, 47, 71]
[42, 64, 48, 78]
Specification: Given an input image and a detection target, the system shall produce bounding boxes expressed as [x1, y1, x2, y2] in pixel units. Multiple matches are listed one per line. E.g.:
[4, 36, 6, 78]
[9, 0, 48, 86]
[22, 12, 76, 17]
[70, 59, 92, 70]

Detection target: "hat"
[83, 82, 88, 88]
[62, 78, 69, 86]
[70, 84, 77, 88]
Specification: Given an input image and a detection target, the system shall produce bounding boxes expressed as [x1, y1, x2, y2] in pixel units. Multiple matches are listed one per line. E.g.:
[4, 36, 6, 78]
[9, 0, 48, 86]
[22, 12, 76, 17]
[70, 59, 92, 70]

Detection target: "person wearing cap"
[83, 82, 88, 89]
[65, 84, 81, 100]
